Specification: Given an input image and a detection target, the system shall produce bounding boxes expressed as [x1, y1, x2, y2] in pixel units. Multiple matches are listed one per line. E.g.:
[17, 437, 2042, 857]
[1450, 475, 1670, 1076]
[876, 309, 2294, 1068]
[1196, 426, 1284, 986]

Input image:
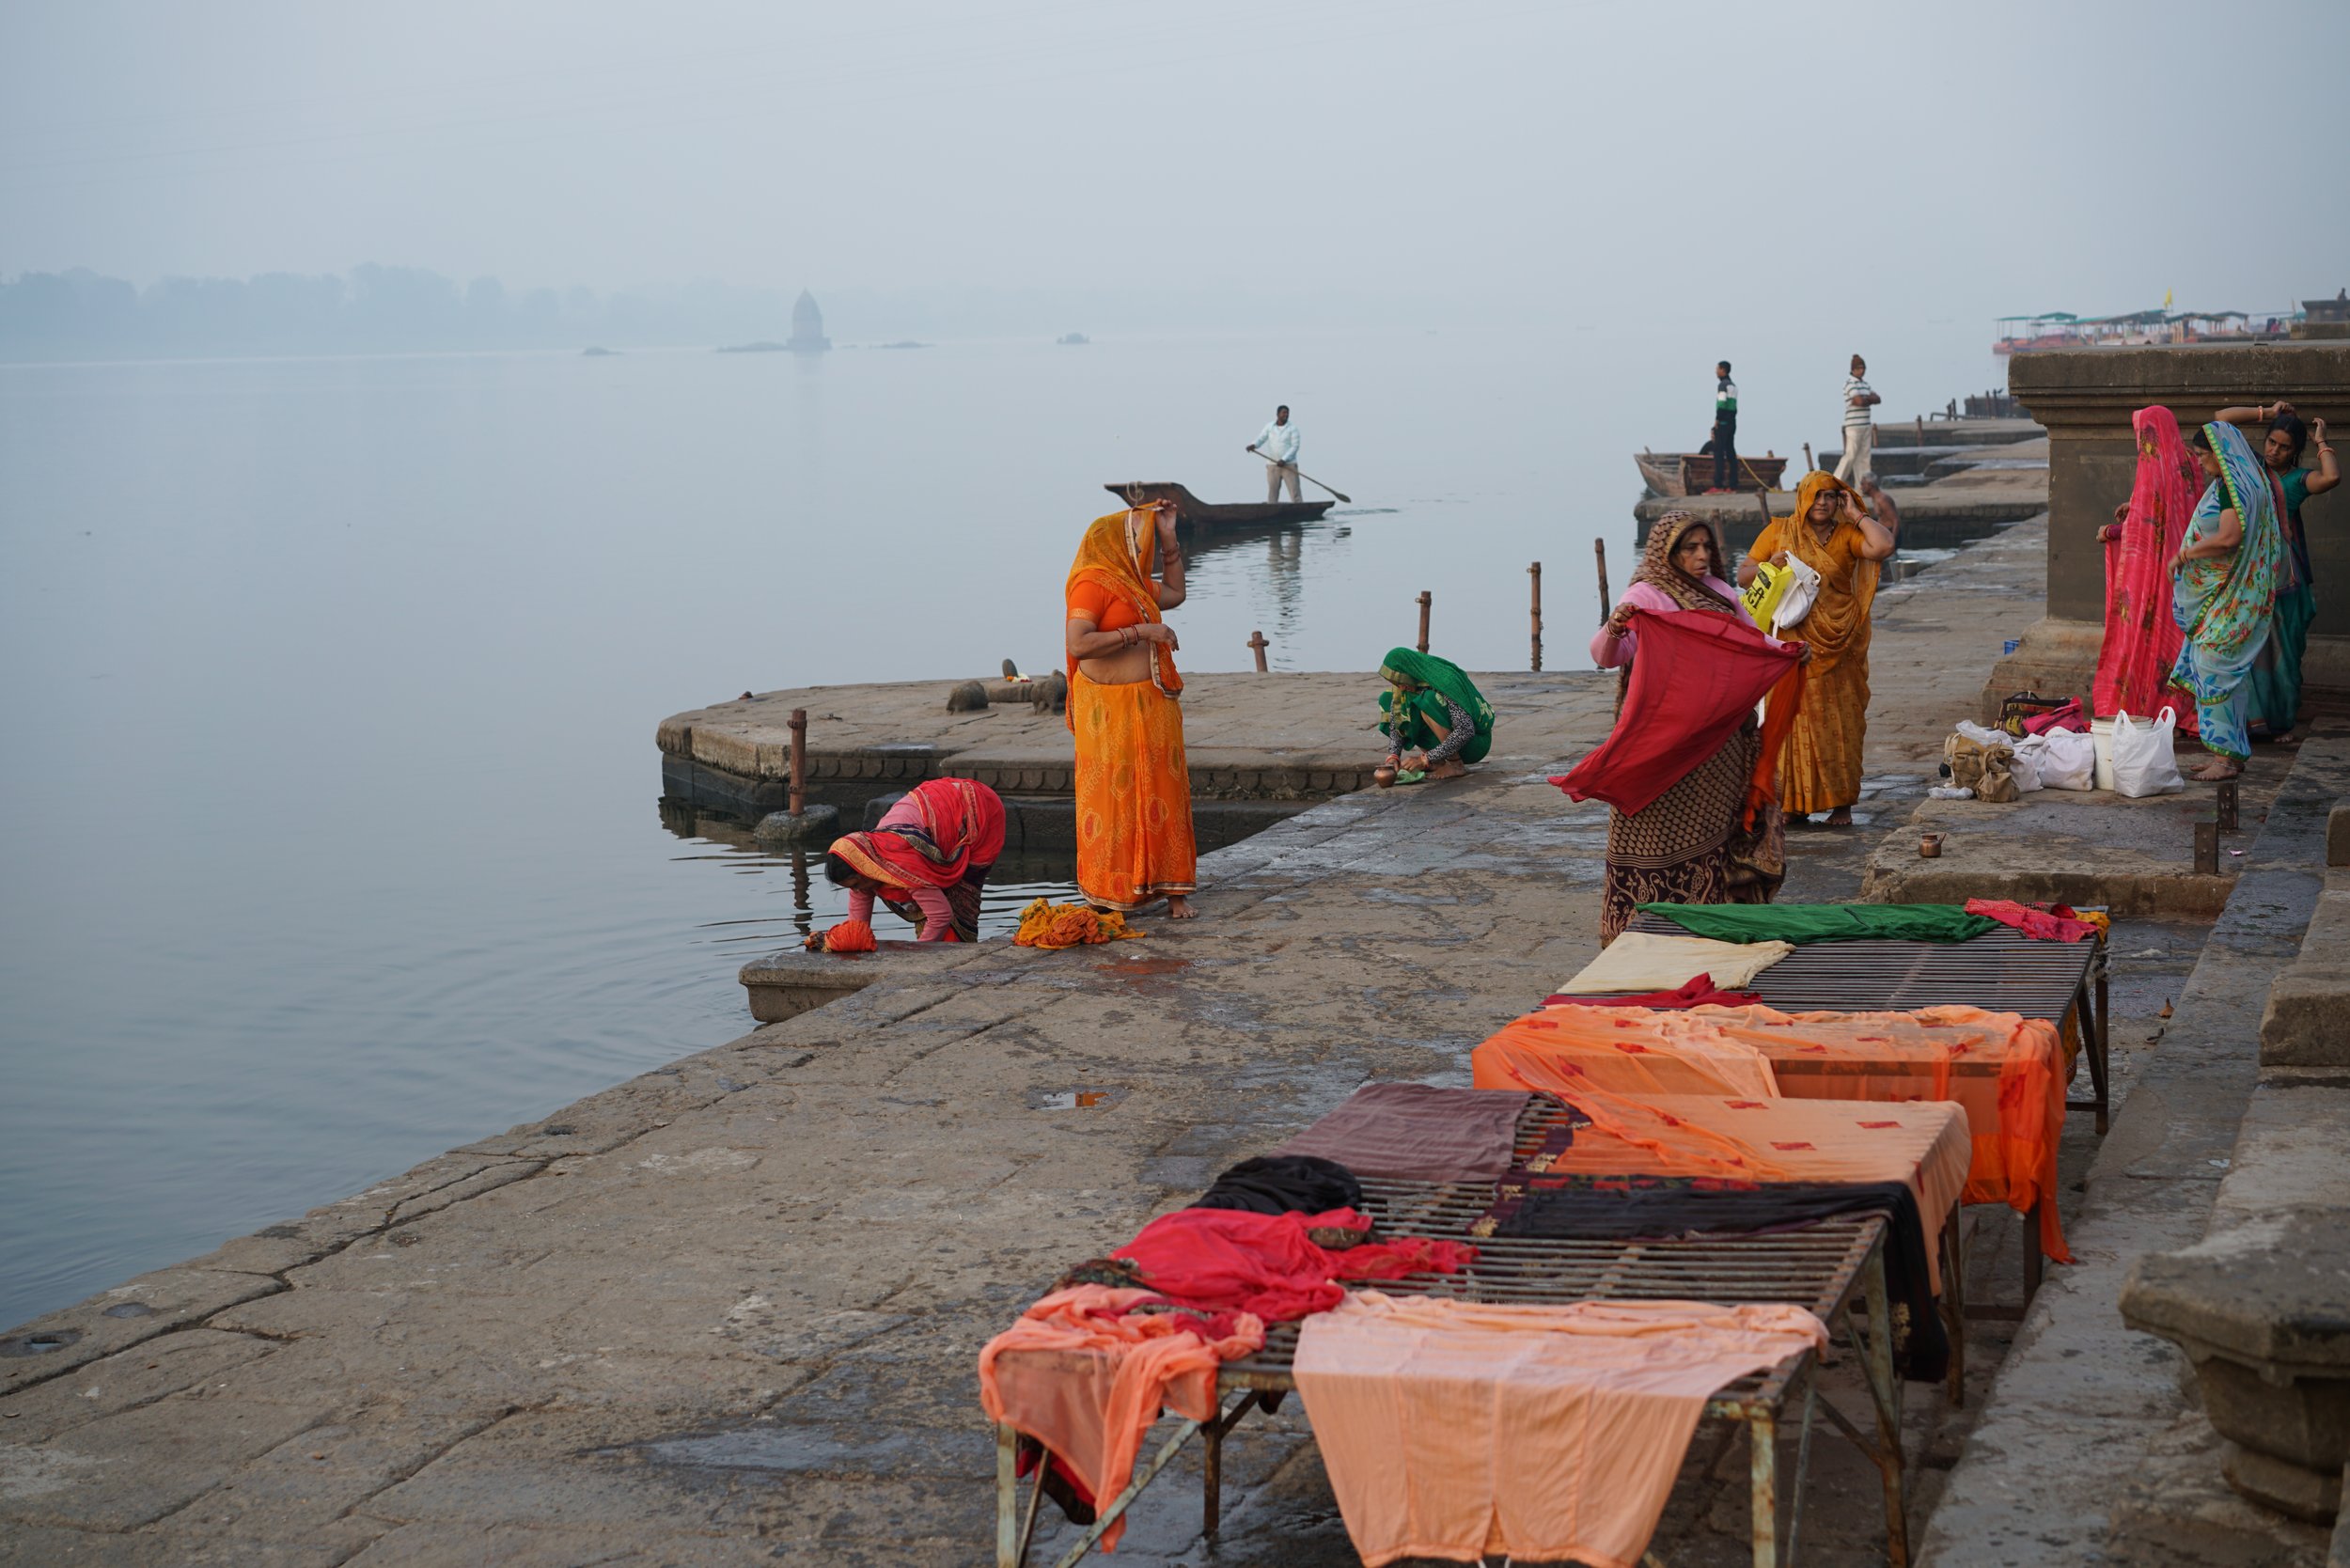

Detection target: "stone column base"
[1976, 616, 2106, 725]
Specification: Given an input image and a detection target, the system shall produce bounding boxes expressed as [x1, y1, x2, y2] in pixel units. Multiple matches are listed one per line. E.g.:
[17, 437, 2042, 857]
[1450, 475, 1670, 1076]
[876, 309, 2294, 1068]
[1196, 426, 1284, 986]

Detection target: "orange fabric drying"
[1479, 1004, 2071, 1262]
[1071, 669, 1197, 912]
[979, 1285, 1262, 1552]
[1293, 1291, 1829, 1568]
[1479, 1009, 1781, 1099]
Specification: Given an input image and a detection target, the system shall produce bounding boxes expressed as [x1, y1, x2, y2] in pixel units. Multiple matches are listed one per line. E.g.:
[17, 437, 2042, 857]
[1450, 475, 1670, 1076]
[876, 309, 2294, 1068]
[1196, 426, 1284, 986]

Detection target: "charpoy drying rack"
[994, 1100, 1949, 1568]
[1619, 910, 2108, 1303]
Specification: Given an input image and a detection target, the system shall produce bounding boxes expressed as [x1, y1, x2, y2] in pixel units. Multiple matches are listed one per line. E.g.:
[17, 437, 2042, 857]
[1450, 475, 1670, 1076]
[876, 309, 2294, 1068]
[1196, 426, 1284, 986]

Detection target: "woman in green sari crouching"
[1376, 648, 1496, 782]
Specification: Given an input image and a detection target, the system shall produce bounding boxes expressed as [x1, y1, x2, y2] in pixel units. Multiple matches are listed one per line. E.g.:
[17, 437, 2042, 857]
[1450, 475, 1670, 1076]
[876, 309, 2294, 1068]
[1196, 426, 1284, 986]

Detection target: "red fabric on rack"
[1109, 1208, 1476, 1324]
[1964, 898, 2101, 943]
[1552, 610, 1801, 817]
[1540, 974, 1762, 1010]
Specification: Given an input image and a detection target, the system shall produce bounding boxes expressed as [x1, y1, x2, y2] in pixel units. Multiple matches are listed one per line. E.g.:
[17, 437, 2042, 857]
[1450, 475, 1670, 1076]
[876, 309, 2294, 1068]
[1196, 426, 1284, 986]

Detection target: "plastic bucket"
[2090, 717, 2117, 792]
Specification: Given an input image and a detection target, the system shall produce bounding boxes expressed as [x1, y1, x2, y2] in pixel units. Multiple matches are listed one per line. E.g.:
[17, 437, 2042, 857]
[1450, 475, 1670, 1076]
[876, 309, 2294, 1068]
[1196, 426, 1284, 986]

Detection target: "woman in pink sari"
[2094, 406, 2200, 733]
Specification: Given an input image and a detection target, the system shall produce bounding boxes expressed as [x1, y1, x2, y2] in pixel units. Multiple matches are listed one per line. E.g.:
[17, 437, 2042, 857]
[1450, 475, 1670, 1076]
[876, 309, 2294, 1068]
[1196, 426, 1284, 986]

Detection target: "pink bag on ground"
[2020, 699, 2086, 736]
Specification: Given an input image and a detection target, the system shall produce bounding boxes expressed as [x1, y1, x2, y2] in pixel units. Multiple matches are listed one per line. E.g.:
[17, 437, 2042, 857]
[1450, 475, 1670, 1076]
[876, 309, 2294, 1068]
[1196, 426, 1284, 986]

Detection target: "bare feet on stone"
[2186, 758, 2242, 781]
[1427, 759, 1468, 781]
[1167, 895, 1198, 920]
[1825, 807, 1855, 827]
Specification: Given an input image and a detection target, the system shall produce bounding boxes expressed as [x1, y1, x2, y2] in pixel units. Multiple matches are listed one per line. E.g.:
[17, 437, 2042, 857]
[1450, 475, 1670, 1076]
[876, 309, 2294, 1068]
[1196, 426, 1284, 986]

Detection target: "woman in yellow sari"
[1740, 471, 1896, 826]
[1063, 501, 1198, 918]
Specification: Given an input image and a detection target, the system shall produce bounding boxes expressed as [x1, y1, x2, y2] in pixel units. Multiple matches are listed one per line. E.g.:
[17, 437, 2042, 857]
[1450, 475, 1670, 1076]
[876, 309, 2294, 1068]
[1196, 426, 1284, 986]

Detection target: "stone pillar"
[1982, 343, 2350, 720]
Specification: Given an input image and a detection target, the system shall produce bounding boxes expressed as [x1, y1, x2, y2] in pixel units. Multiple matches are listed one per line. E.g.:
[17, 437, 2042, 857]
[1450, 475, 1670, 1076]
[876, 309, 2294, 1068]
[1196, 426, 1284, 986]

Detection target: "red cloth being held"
[1111, 1208, 1476, 1324]
[1553, 610, 1801, 817]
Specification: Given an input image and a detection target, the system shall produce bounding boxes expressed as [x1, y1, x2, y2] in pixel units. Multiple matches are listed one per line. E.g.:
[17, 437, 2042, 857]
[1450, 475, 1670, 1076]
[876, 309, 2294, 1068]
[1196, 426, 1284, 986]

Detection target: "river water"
[0, 327, 2000, 1327]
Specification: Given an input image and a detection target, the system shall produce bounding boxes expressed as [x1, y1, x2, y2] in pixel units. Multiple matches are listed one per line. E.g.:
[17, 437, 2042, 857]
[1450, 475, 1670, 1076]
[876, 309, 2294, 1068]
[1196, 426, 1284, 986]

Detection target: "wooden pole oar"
[1247, 446, 1351, 504]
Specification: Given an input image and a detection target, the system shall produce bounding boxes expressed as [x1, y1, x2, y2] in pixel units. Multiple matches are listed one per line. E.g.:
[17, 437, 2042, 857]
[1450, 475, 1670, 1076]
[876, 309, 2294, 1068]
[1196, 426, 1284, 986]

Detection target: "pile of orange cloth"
[1012, 897, 1146, 949]
[979, 1286, 1261, 1551]
[1295, 1291, 1829, 1568]
[1473, 1003, 2070, 1262]
[804, 917, 878, 954]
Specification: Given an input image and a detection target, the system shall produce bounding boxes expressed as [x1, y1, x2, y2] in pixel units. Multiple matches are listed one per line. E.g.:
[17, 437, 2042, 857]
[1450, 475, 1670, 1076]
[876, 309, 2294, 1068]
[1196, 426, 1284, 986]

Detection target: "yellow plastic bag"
[1742, 560, 1794, 631]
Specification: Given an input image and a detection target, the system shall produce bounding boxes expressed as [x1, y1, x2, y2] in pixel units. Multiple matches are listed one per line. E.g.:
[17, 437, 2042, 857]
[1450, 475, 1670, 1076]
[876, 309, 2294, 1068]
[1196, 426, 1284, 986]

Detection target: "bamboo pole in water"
[1416, 591, 1432, 653]
[789, 708, 807, 818]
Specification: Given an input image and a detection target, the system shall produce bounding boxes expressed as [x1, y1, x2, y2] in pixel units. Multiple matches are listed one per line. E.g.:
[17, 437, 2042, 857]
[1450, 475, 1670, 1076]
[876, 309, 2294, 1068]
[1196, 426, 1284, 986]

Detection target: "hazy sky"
[5, 0, 2346, 330]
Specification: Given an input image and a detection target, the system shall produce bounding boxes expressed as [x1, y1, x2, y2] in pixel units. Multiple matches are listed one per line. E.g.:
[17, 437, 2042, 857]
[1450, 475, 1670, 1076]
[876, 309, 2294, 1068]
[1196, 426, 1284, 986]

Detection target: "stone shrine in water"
[788, 290, 831, 353]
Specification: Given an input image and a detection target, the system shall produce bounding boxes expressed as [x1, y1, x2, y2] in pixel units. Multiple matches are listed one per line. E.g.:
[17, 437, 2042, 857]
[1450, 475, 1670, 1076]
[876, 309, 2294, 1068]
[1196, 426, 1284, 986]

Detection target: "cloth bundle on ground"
[1555, 931, 1794, 994]
[979, 1284, 1263, 1550]
[1109, 1207, 1477, 1324]
[1474, 1005, 2072, 1261]
[1271, 1082, 1532, 1184]
[1294, 1292, 1829, 1568]
[804, 917, 878, 954]
[1187, 1154, 1363, 1216]
[1477, 1177, 1947, 1382]
[1541, 973, 1761, 1010]
[1376, 647, 1496, 764]
[1638, 902, 1998, 944]
[1553, 607, 1801, 817]
[1012, 897, 1147, 949]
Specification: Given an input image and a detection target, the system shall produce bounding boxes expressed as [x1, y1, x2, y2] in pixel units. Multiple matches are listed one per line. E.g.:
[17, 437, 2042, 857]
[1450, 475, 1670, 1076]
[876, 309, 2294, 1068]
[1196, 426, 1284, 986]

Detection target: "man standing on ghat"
[1835, 353, 1880, 484]
[1709, 360, 1739, 493]
[1250, 404, 1302, 503]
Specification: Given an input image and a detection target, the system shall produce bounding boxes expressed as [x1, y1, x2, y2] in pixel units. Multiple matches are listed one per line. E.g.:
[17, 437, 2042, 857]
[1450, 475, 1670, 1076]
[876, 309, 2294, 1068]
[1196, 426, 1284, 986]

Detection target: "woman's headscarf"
[2125, 406, 2200, 553]
[1063, 508, 1183, 730]
[1634, 511, 1738, 611]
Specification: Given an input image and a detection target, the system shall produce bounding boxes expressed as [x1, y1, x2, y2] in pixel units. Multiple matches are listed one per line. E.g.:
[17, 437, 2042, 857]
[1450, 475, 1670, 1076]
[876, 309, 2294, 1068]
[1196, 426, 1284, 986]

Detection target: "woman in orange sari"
[1064, 501, 1198, 918]
[1740, 471, 1896, 826]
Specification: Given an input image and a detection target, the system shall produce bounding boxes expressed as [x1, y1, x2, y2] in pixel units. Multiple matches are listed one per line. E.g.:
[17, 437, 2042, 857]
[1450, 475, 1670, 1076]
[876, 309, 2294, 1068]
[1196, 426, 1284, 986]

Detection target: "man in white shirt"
[1249, 405, 1302, 503]
[1835, 354, 1880, 484]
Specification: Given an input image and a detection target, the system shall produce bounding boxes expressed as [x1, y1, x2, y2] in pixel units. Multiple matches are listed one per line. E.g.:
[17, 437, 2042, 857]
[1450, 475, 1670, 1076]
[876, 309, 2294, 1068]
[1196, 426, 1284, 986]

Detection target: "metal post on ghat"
[1247, 631, 1269, 673]
[789, 708, 807, 818]
[1528, 561, 1543, 671]
[1416, 591, 1432, 653]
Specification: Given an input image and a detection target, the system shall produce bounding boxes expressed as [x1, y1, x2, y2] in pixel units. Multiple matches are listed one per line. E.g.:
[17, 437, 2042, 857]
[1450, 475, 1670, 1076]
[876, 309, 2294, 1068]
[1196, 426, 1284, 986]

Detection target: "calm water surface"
[0, 328, 1998, 1326]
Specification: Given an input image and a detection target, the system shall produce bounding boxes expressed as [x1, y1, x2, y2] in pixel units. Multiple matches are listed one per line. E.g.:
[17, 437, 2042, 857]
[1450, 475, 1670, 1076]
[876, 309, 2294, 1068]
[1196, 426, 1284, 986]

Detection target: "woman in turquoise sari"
[2169, 421, 2284, 780]
[1376, 648, 1495, 782]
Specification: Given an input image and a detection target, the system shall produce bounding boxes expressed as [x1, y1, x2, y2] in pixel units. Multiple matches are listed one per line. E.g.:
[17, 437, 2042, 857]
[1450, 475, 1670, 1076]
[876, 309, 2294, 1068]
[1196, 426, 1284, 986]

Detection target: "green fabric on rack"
[1636, 902, 1998, 945]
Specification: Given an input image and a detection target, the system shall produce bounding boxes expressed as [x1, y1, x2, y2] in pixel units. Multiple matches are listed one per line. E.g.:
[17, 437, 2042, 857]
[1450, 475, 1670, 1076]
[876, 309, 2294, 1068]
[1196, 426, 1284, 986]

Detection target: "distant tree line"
[0, 265, 807, 361]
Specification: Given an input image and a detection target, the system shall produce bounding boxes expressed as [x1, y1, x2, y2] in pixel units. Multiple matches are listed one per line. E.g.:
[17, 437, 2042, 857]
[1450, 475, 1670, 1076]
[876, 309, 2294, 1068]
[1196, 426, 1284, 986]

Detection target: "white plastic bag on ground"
[2016, 727, 2095, 791]
[2110, 708, 2186, 797]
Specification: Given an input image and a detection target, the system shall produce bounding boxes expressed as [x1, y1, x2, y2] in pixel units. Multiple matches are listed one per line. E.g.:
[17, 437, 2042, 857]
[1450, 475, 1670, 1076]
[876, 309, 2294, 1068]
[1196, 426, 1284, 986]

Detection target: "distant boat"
[877, 340, 928, 350]
[1635, 449, 1788, 497]
[1104, 481, 1331, 529]
[716, 340, 788, 353]
[1058, 333, 1089, 346]
[581, 345, 619, 357]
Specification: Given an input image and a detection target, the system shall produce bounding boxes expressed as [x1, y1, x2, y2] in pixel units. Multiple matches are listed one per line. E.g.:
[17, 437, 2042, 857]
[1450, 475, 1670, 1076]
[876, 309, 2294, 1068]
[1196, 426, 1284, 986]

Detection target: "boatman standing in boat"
[1708, 360, 1739, 493]
[1249, 405, 1302, 504]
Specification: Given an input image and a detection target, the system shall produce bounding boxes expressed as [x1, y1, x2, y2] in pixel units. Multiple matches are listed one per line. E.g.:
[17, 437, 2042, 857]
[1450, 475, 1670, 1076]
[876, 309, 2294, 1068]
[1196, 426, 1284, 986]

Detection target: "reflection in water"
[656, 796, 1081, 944]
[1182, 517, 1357, 671]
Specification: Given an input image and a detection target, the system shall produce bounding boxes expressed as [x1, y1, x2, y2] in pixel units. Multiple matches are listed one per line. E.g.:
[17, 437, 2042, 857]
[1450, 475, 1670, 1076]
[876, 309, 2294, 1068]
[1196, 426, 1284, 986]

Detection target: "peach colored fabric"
[1294, 1291, 1828, 1568]
[978, 1286, 1262, 1551]
[1480, 1004, 2070, 1262]
[1467, 1059, 1969, 1287]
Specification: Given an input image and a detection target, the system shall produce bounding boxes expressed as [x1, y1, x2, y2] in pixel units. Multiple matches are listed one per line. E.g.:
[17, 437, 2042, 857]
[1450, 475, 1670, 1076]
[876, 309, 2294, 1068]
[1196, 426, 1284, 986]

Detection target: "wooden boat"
[1634, 449, 1788, 497]
[1103, 481, 1333, 529]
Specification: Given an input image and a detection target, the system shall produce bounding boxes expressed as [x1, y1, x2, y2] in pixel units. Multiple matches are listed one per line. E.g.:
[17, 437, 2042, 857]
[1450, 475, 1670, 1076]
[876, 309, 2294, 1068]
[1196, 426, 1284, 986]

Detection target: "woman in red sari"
[822, 777, 1008, 943]
[2093, 406, 2200, 732]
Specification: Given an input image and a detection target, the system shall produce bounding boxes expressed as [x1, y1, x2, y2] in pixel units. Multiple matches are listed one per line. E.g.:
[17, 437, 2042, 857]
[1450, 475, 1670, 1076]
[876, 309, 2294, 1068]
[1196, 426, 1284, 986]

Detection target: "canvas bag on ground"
[2015, 728, 2094, 791]
[1944, 731, 2020, 804]
[1955, 720, 2041, 792]
[2110, 708, 2186, 797]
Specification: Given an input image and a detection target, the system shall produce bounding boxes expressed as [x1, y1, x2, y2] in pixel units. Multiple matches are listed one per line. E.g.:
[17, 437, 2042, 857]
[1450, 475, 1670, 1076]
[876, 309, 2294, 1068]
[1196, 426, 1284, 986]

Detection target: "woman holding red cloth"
[1590, 514, 1807, 941]
[821, 776, 1007, 944]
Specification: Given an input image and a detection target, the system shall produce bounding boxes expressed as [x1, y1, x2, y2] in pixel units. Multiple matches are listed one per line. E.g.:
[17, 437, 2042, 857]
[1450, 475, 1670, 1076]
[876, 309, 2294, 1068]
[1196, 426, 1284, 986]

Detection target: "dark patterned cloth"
[1478, 1173, 1949, 1384]
[1275, 1083, 1534, 1184]
[1189, 1155, 1364, 1217]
